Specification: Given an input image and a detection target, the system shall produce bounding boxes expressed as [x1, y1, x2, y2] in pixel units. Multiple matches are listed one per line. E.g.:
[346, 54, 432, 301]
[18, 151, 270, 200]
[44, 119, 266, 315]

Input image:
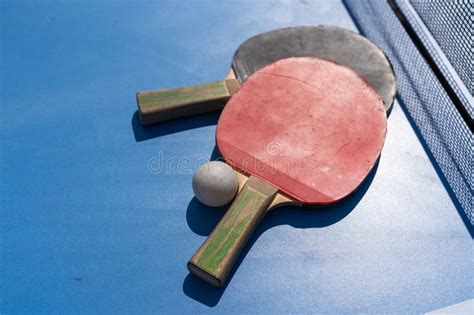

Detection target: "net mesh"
[343, 0, 473, 226]
[410, 0, 473, 96]
[398, 0, 473, 119]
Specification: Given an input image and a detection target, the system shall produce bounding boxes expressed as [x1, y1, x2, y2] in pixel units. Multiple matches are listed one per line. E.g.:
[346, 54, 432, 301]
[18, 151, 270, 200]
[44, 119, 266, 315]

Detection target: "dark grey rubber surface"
[232, 25, 397, 113]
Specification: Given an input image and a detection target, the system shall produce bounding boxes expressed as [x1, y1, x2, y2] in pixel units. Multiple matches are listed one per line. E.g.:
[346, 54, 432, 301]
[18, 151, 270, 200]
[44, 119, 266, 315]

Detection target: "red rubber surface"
[216, 57, 387, 204]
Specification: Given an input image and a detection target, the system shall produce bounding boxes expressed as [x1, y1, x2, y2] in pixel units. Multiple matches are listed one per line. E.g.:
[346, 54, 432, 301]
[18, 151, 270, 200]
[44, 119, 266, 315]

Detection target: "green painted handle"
[136, 79, 239, 125]
[188, 176, 278, 287]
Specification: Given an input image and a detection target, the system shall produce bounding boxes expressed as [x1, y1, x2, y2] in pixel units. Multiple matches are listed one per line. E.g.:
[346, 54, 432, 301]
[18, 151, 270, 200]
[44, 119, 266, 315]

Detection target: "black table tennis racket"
[136, 26, 396, 125]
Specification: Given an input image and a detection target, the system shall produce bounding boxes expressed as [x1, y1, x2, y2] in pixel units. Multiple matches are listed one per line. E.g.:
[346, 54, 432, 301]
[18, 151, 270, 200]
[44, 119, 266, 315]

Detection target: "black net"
[410, 0, 473, 95]
[344, 0, 473, 227]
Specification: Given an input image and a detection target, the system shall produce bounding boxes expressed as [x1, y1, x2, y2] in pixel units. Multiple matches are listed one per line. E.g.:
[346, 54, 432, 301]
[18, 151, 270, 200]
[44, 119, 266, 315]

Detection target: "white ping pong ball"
[192, 161, 239, 207]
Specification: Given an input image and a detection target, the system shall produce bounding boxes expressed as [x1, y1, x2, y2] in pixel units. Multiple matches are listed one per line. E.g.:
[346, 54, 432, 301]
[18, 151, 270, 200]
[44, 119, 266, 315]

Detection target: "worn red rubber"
[216, 57, 387, 204]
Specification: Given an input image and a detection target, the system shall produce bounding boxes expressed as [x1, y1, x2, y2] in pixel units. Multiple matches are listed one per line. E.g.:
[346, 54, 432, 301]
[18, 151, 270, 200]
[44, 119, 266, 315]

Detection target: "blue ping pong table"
[1, 0, 472, 313]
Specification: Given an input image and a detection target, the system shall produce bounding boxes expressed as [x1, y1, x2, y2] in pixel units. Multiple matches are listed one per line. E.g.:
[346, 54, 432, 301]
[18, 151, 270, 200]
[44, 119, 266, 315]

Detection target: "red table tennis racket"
[187, 57, 387, 287]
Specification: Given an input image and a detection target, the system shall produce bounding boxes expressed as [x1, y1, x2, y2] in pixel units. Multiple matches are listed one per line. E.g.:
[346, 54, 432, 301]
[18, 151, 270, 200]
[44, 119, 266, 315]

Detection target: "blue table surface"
[1, 1, 472, 314]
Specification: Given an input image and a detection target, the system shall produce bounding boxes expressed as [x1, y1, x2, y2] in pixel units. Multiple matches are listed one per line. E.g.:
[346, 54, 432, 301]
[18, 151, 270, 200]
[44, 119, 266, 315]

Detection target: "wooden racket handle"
[188, 176, 278, 287]
[136, 79, 239, 125]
